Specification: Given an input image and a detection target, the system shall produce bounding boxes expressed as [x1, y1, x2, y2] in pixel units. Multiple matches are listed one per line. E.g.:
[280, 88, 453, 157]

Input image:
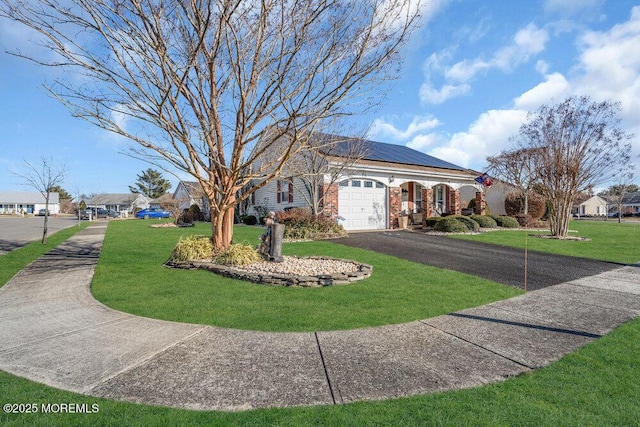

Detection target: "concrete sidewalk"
[0, 224, 638, 411]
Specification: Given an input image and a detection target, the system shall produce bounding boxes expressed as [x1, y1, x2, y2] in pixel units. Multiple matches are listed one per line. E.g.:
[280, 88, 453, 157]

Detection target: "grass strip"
[452, 220, 640, 264]
[0, 221, 92, 288]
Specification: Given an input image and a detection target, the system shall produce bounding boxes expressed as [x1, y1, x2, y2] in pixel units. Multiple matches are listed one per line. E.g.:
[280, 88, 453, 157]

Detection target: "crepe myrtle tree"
[0, 0, 422, 251]
[514, 96, 632, 237]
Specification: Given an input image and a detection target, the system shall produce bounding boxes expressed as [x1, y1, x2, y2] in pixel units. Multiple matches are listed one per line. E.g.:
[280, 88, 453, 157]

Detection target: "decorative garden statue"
[259, 211, 284, 262]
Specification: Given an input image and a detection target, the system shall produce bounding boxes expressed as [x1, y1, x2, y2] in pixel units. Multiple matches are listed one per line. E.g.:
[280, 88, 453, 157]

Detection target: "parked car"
[37, 208, 50, 216]
[106, 209, 120, 218]
[95, 208, 105, 218]
[136, 208, 171, 219]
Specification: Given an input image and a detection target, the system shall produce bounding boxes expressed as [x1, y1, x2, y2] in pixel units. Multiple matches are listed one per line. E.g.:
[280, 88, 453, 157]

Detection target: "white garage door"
[338, 179, 387, 230]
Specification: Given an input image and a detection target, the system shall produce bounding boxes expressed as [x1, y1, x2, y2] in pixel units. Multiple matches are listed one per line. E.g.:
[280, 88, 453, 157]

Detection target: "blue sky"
[1, 0, 639, 194]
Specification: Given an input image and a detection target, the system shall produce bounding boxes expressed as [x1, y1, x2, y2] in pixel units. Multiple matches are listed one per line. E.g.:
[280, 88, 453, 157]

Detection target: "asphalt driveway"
[333, 230, 622, 291]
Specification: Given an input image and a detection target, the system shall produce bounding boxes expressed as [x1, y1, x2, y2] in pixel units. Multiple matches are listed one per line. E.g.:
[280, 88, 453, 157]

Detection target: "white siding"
[248, 178, 310, 218]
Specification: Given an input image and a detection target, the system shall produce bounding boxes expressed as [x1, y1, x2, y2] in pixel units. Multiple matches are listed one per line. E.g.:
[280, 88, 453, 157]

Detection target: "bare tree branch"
[12, 156, 67, 244]
[513, 96, 632, 237]
[0, 0, 421, 250]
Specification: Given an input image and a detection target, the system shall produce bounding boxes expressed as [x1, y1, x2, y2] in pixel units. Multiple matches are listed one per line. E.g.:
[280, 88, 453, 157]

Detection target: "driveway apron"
[0, 224, 638, 410]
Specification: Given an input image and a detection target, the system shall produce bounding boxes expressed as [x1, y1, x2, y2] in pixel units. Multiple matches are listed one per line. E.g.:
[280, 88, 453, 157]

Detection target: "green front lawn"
[2, 219, 638, 426]
[91, 221, 521, 332]
[452, 220, 640, 264]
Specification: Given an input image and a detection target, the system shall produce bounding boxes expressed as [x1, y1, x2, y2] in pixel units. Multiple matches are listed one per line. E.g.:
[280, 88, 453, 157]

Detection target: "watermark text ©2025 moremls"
[3, 402, 99, 414]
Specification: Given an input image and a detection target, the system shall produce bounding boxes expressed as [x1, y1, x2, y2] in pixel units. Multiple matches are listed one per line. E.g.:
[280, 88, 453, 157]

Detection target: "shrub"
[515, 214, 532, 227]
[170, 235, 213, 262]
[470, 215, 497, 228]
[504, 192, 546, 220]
[178, 209, 194, 224]
[490, 215, 519, 228]
[433, 216, 468, 233]
[275, 208, 347, 240]
[242, 215, 258, 225]
[451, 215, 480, 231]
[215, 243, 262, 267]
[189, 204, 204, 221]
[425, 217, 442, 227]
[253, 205, 270, 224]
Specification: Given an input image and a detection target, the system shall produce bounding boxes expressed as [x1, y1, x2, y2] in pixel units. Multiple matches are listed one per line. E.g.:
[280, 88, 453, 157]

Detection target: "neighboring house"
[0, 191, 60, 215]
[572, 195, 608, 216]
[81, 193, 150, 215]
[605, 191, 640, 216]
[149, 193, 174, 209]
[246, 134, 489, 231]
[173, 181, 210, 218]
[621, 192, 640, 215]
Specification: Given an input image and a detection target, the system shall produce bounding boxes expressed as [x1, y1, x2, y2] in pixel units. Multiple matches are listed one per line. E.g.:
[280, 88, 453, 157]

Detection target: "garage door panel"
[338, 181, 386, 231]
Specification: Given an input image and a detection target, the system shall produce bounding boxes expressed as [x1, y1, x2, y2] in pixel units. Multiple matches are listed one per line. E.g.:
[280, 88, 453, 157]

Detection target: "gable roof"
[318, 134, 466, 171]
[574, 195, 607, 207]
[82, 193, 149, 205]
[622, 191, 640, 205]
[0, 191, 59, 204]
[176, 181, 204, 197]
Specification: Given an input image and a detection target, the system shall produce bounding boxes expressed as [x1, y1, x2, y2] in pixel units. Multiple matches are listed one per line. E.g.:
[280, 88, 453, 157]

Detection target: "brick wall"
[321, 183, 339, 219]
[422, 188, 433, 224]
[389, 187, 402, 228]
[452, 189, 461, 215]
[474, 191, 486, 215]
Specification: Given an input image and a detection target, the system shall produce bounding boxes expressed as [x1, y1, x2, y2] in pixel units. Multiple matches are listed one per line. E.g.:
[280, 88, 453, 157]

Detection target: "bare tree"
[602, 165, 635, 223]
[13, 156, 66, 244]
[515, 96, 632, 237]
[486, 147, 541, 215]
[0, 0, 421, 251]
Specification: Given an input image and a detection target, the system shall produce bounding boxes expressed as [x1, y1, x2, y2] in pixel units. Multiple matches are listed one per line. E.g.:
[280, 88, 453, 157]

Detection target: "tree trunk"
[41, 200, 49, 244]
[210, 190, 237, 253]
[42, 214, 48, 244]
[549, 195, 572, 237]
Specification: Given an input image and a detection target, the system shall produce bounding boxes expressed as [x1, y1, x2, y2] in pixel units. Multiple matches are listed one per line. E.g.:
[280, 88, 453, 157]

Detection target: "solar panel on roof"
[329, 138, 465, 171]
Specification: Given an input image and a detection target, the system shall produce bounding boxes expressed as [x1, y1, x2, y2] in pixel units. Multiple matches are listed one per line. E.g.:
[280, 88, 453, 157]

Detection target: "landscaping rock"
[166, 256, 372, 287]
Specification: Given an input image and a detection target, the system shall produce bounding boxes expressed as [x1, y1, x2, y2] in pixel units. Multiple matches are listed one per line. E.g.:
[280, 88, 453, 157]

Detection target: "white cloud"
[535, 60, 550, 74]
[426, 109, 528, 169]
[376, 109, 528, 171]
[514, 72, 570, 110]
[445, 24, 549, 81]
[445, 59, 489, 83]
[406, 133, 443, 151]
[573, 6, 640, 120]
[419, 82, 471, 104]
[492, 24, 550, 72]
[369, 115, 441, 140]
[421, 23, 549, 104]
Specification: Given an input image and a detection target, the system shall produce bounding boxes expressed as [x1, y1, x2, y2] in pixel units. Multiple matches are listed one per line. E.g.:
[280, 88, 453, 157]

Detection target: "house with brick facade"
[245, 134, 488, 231]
